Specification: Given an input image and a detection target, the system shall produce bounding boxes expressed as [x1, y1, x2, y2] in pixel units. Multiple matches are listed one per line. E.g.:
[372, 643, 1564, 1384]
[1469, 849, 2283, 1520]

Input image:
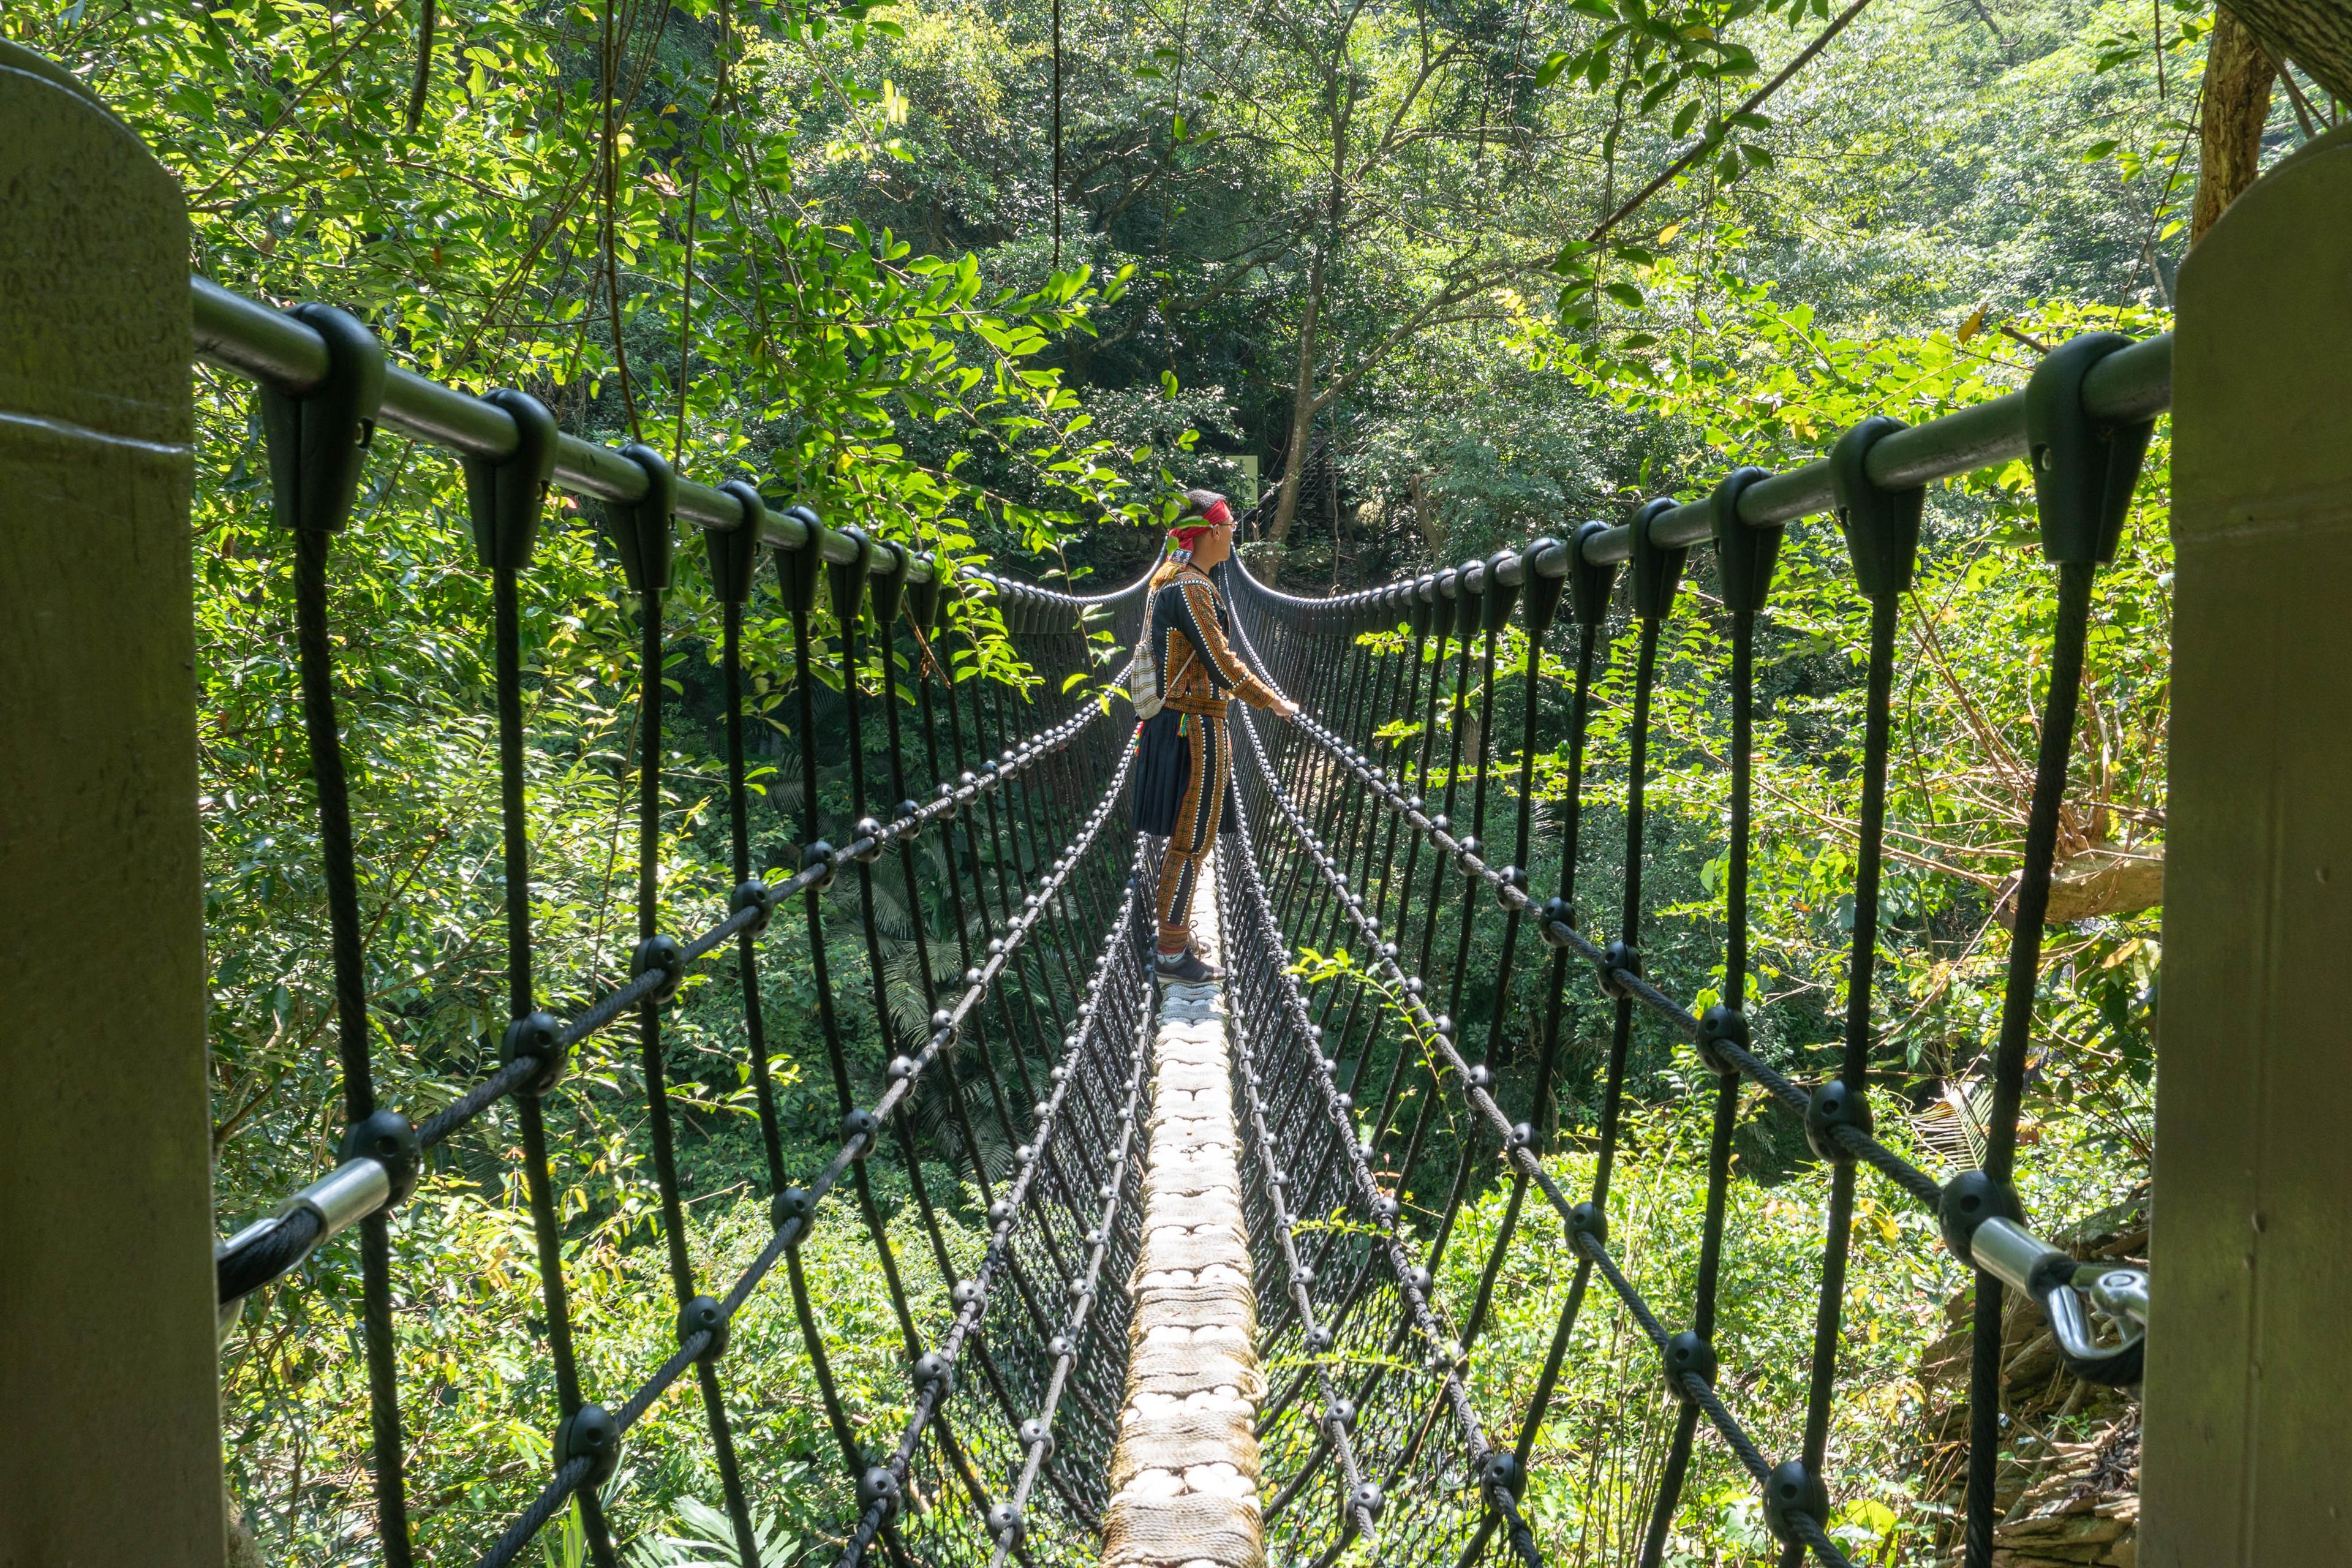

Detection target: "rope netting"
[200, 283, 2161, 1568]
[203, 295, 1201, 1568]
[1208, 330, 2162, 1567]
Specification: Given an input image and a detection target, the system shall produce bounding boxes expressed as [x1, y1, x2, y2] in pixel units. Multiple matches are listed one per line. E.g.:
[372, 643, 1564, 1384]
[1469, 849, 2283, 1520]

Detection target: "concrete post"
[0, 42, 222, 1568]
[2142, 125, 2352, 1562]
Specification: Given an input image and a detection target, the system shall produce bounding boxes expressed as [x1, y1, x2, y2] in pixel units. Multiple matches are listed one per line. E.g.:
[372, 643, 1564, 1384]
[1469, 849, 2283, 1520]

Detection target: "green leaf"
[1536, 50, 1574, 88]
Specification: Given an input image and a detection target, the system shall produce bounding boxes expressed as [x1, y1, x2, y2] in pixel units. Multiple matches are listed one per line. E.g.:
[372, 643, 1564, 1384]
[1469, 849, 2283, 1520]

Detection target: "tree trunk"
[1411, 472, 1446, 557]
[2222, 0, 2352, 104]
[2193, 8, 2279, 245]
[1267, 249, 1324, 543]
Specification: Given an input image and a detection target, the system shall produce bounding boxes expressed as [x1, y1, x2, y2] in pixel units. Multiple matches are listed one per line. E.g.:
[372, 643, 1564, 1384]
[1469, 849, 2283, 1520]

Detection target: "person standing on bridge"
[1133, 489, 1298, 983]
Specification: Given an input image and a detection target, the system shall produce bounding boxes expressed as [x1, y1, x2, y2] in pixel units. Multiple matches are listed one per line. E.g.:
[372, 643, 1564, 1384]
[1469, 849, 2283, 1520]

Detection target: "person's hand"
[1273, 696, 1301, 721]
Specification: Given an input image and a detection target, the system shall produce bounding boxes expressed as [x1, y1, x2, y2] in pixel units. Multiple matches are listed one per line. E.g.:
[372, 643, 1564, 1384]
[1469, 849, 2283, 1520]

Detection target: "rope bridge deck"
[1102, 856, 1267, 1568]
[170, 271, 2165, 1568]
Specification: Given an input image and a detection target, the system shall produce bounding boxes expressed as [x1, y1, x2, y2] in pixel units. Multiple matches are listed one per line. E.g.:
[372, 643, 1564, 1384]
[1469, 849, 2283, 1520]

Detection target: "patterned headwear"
[1167, 489, 1232, 560]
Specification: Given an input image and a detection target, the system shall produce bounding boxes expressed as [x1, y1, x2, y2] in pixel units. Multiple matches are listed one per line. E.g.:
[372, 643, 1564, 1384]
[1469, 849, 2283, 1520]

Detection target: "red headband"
[1170, 500, 1232, 548]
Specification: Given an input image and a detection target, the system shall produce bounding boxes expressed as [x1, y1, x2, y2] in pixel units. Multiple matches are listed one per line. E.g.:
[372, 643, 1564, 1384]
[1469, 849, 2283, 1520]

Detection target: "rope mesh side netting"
[1208, 329, 2162, 1568]
[199, 282, 2165, 1568]
[204, 297, 1188, 1568]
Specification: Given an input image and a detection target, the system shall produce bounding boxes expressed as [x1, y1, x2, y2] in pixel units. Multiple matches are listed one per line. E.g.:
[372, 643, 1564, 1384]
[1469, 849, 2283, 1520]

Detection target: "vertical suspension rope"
[291, 524, 417, 1568]
[1962, 559, 2098, 1567]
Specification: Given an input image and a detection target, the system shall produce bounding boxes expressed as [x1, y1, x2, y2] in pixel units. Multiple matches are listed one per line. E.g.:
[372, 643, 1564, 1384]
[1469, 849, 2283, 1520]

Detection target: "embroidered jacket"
[1149, 568, 1281, 715]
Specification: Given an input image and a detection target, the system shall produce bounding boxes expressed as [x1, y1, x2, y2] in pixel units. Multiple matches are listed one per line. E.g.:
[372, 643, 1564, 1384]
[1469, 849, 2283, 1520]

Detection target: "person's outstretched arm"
[1171, 578, 1294, 714]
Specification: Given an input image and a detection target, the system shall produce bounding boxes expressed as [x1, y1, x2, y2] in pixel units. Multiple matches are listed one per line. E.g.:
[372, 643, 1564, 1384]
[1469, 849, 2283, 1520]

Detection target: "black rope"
[211, 318, 2160, 1568]
[1212, 535, 2125, 1568]
[289, 524, 415, 1567]
[224, 455, 1151, 1568]
[1964, 558, 2098, 1568]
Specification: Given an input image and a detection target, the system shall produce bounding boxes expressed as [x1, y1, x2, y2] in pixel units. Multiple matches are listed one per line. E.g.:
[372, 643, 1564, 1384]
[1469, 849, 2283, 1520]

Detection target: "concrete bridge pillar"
[0, 42, 221, 1568]
[2143, 125, 2352, 1563]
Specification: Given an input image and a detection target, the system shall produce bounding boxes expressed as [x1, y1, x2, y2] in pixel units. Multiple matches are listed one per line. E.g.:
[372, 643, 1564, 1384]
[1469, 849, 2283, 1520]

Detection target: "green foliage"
[0, 0, 2248, 1554]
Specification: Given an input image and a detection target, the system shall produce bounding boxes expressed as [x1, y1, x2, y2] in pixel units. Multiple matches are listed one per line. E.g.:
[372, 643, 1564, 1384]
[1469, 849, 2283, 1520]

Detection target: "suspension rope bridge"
[147, 260, 2176, 1568]
[18, 40, 2352, 1568]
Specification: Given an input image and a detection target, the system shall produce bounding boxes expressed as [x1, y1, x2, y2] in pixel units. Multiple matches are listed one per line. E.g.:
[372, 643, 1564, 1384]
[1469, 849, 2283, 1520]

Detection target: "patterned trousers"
[1154, 709, 1227, 948]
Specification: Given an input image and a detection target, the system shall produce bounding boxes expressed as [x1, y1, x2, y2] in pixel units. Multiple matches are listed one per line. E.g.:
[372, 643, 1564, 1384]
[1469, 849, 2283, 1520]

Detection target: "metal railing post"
[0, 42, 222, 1567]
[2141, 127, 2352, 1566]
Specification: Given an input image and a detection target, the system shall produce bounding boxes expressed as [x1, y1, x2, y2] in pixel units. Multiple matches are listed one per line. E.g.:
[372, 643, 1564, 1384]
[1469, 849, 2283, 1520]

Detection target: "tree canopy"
[6, 0, 2335, 1559]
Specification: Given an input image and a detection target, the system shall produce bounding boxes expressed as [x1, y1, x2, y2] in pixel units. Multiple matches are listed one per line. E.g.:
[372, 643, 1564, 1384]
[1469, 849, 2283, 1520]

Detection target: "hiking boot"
[1154, 947, 1222, 984]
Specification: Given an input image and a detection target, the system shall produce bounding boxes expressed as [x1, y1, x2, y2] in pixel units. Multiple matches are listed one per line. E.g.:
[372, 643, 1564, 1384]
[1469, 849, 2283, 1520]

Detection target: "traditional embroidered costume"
[1131, 494, 1283, 974]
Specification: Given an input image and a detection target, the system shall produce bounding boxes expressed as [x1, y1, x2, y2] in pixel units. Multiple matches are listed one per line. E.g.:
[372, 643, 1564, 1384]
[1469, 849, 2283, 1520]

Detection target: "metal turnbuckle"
[1969, 1215, 2147, 1385]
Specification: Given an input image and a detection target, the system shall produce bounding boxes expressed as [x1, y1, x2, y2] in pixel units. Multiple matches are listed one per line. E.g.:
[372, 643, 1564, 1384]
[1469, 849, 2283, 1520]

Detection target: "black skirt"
[1131, 708, 1189, 837]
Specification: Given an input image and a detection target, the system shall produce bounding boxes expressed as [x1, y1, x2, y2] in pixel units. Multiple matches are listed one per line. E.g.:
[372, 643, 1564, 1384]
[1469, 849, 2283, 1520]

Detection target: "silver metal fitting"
[282, 1156, 394, 1243]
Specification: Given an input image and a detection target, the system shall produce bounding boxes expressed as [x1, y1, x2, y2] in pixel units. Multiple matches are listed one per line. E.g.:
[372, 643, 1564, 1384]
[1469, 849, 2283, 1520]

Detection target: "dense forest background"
[6, 0, 2336, 1560]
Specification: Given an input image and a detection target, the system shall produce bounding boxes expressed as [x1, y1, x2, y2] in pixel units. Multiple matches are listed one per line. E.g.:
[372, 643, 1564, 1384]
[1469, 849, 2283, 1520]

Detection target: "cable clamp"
[1937, 1169, 2025, 1263]
[501, 1009, 569, 1097]
[1596, 940, 1639, 999]
[1518, 537, 1567, 634]
[1482, 548, 1523, 631]
[556, 1402, 622, 1490]
[337, 1110, 420, 1213]
[775, 505, 828, 617]
[2026, 332, 2158, 566]
[730, 879, 777, 935]
[1694, 1004, 1747, 1077]
[1630, 497, 1686, 622]
[828, 524, 875, 630]
[1451, 557, 1483, 636]
[1708, 465, 1781, 615]
[599, 444, 676, 594]
[1804, 1077, 1872, 1164]
[707, 480, 765, 605]
[839, 1107, 881, 1161]
[770, 1185, 815, 1246]
[677, 1294, 729, 1363]
[464, 389, 557, 571]
[1662, 1329, 1717, 1403]
[260, 303, 384, 534]
[1761, 1458, 1829, 1549]
[630, 934, 685, 1003]
[868, 538, 909, 628]
[858, 1464, 903, 1526]
[911, 1349, 957, 1398]
[1479, 1449, 1528, 1506]
[1830, 417, 1923, 600]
